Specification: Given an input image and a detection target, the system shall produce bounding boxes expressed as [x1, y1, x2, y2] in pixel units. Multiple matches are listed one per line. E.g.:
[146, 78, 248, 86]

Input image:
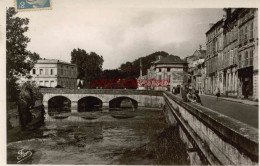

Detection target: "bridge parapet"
[40, 88, 165, 119]
[163, 92, 258, 165]
[40, 88, 163, 96]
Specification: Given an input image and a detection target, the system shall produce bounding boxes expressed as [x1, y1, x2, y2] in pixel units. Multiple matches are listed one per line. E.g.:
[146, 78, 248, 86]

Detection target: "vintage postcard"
[1, 0, 260, 165]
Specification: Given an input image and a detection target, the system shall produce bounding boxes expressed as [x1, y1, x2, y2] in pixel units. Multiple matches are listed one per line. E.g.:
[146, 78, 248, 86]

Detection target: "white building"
[139, 55, 188, 91]
[20, 59, 78, 88]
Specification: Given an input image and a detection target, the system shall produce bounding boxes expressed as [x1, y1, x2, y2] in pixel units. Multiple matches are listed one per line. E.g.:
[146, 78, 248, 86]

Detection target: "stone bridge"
[40, 88, 164, 114]
[40, 88, 258, 165]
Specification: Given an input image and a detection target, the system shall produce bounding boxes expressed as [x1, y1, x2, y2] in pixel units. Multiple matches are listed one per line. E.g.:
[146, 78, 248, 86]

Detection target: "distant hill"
[118, 51, 170, 78]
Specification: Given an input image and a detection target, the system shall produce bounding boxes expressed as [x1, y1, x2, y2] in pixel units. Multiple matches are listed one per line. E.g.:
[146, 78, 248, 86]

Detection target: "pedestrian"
[172, 87, 175, 94]
[181, 86, 188, 102]
[187, 89, 195, 103]
[194, 90, 203, 106]
[216, 88, 220, 101]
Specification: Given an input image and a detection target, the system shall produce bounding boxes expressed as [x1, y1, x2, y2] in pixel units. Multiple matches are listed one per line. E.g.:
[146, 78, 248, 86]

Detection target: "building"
[205, 19, 224, 95]
[222, 9, 239, 97]
[185, 48, 206, 93]
[236, 8, 258, 100]
[205, 8, 258, 100]
[139, 55, 188, 91]
[21, 59, 78, 88]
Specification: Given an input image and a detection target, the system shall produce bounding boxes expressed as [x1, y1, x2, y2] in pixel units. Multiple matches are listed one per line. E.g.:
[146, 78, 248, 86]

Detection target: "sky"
[10, 1, 224, 69]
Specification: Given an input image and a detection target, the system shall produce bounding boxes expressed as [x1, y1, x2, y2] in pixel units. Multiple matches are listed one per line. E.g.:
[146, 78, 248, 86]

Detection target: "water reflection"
[7, 108, 188, 165]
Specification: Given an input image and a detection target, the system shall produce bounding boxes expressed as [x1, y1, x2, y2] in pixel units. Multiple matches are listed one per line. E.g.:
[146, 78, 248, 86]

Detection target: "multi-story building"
[222, 9, 239, 97]
[185, 48, 206, 93]
[139, 55, 188, 91]
[205, 19, 224, 94]
[23, 59, 78, 88]
[237, 8, 258, 100]
[205, 8, 258, 100]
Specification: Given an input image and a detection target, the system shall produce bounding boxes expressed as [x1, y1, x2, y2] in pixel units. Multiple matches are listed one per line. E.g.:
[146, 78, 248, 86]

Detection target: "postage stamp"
[14, 0, 52, 12]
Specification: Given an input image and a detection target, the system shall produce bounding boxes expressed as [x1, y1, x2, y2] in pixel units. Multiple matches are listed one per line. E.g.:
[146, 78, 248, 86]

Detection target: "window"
[231, 29, 233, 42]
[230, 50, 233, 65]
[167, 68, 170, 72]
[45, 69, 49, 75]
[250, 22, 253, 39]
[40, 69, 43, 75]
[244, 26, 248, 41]
[250, 49, 254, 65]
[44, 81, 49, 86]
[239, 29, 243, 43]
[159, 68, 161, 72]
[50, 81, 55, 87]
[234, 26, 237, 40]
[50, 69, 53, 75]
[244, 51, 248, 66]
[238, 54, 241, 61]
[32, 69, 36, 75]
[234, 48, 237, 64]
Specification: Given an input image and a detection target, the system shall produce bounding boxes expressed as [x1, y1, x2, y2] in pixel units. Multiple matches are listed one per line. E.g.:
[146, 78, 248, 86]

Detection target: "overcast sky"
[12, 1, 224, 69]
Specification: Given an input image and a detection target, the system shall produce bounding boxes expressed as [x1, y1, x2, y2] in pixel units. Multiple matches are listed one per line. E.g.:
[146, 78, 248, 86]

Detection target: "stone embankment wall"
[163, 92, 258, 165]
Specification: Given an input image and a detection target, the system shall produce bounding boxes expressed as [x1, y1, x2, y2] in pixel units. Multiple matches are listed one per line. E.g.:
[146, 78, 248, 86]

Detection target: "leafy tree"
[18, 82, 42, 129]
[71, 48, 104, 88]
[6, 7, 40, 101]
[102, 69, 123, 79]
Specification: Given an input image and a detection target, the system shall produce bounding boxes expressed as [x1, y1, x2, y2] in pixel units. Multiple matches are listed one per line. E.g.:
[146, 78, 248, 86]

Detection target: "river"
[7, 108, 189, 165]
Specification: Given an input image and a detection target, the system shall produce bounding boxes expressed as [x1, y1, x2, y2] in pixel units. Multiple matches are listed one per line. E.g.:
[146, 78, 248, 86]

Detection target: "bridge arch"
[48, 96, 71, 115]
[109, 96, 138, 111]
[78, 96, 103, 112]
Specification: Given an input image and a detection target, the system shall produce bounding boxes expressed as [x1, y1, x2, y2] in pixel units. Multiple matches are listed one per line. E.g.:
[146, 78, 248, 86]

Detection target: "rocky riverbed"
[7, 108, 189, 165]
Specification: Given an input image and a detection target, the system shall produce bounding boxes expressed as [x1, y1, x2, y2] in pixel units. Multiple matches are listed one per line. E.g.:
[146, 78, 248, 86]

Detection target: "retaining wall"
[163, 92, 258, 165]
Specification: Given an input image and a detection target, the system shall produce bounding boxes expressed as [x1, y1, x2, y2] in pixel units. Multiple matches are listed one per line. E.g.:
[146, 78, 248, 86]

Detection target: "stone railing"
[163, 92, 258, 165]
[40, 88, 164, 96]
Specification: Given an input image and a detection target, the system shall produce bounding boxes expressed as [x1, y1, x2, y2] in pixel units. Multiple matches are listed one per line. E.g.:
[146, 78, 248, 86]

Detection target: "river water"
[7, 108, 189, 165]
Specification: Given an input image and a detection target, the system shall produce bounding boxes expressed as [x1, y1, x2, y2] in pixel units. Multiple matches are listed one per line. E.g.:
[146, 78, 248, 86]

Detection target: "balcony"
[238, 58, 253, 69]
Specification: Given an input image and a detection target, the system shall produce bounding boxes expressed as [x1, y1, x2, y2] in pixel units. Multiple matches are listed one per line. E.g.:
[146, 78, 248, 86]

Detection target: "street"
[200, 95, 258, 128]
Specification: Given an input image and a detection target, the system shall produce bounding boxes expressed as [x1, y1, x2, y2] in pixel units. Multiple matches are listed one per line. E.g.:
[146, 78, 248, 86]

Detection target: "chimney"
[209, 23, 214, 29]
[156, 55, 162, 60]
[222, 14, 227, 21]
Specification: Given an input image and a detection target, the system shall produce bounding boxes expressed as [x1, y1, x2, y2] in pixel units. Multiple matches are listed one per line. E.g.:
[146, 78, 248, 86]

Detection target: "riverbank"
[7, 108, 188, 164]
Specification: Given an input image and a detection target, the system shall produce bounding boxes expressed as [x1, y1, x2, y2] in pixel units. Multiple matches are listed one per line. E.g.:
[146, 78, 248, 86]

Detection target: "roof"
[154, 55, 187, 64]
[206, 19, 223, 35]
[193, 49, 206, 59]
[37, 59, 76, 66]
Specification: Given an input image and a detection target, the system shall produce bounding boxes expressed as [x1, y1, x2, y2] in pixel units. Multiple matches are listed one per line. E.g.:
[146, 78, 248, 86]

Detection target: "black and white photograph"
[1, 0, 259, 165]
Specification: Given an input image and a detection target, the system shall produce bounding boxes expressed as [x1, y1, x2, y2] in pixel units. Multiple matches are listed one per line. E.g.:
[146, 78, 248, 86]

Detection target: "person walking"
[216, 88, 220, 101]
[194, 90, 203, 106]
[187, 89, 196, 103]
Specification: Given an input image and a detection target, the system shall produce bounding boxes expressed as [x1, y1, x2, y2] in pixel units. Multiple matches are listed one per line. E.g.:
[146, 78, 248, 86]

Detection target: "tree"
[18, 82, 43, 129]
[71, 48, 104, 88]
[6, 7, 40, 101]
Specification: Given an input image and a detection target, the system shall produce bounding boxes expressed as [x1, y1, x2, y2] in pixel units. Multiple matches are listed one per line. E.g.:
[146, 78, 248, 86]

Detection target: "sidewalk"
[201, 94, 258, 106]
